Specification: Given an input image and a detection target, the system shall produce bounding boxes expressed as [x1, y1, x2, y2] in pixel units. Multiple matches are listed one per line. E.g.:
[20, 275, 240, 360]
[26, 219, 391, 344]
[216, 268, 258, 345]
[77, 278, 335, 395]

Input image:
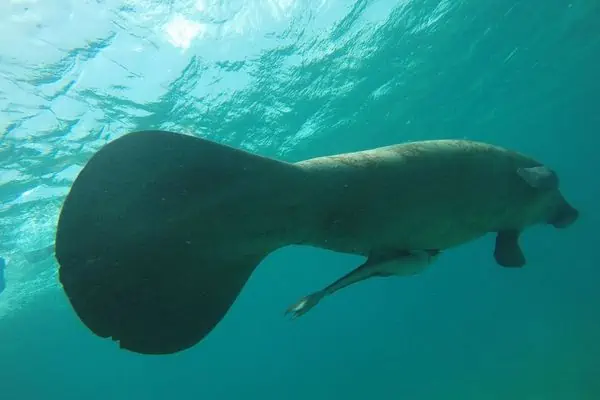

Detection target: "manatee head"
[517, 165, 579, 229]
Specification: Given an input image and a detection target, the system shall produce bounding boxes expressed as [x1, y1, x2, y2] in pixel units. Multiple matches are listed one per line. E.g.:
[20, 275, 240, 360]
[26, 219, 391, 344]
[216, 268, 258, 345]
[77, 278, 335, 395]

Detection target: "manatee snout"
[549, 198, 579, 229]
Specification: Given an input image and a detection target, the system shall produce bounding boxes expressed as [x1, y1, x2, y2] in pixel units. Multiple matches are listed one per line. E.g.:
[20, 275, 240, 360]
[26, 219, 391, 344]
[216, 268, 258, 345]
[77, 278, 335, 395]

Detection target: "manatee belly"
[296, 140, 544, 255]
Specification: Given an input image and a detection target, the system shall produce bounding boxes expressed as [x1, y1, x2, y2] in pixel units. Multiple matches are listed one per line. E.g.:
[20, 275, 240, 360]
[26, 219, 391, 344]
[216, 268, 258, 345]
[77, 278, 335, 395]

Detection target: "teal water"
[1, 0, 599, 398]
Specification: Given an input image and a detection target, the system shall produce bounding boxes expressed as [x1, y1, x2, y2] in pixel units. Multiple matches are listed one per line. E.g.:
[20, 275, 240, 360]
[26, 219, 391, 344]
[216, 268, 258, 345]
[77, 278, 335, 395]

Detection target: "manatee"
[54, 130, 579, 355]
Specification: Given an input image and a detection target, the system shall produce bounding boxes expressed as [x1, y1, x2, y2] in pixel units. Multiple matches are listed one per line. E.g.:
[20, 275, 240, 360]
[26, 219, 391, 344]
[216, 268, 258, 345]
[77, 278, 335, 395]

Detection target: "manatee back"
[296, 139, 560, 253]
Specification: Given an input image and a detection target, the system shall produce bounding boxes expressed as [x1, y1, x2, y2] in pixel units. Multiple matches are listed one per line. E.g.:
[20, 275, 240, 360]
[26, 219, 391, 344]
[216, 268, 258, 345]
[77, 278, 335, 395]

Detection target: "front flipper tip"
[494, 230, 526, 268]
[285, 291, 325, 319]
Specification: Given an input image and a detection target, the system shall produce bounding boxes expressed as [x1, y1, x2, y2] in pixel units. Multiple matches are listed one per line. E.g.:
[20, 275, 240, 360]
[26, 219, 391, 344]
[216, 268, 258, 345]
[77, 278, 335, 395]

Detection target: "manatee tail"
[55, 130, 301, 355]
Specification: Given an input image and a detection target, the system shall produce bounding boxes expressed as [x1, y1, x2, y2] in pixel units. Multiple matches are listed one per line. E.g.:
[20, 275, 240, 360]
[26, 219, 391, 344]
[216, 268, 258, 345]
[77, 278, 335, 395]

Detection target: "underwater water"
[1, 0, 599, 398]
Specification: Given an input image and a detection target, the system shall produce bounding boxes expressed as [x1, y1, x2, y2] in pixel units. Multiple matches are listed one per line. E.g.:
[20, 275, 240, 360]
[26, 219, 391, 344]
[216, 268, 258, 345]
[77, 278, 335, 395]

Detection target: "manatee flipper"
[494, 230, 526, 267]
[285, 249, 440, 318]
[55, 130, 300, 355]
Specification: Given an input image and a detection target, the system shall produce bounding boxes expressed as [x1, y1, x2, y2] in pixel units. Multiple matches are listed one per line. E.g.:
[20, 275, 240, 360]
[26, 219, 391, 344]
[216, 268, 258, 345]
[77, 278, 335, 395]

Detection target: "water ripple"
[1, 0, 598, 316]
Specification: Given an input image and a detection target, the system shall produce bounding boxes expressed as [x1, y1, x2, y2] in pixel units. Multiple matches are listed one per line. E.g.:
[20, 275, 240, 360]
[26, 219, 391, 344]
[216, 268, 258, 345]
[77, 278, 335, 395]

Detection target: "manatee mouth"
[550, 201, 579, 229]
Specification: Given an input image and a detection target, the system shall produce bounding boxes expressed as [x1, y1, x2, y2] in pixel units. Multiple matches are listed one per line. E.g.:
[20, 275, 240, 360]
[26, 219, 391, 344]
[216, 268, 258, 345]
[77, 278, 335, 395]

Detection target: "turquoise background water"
[1, 0, 598, 398]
